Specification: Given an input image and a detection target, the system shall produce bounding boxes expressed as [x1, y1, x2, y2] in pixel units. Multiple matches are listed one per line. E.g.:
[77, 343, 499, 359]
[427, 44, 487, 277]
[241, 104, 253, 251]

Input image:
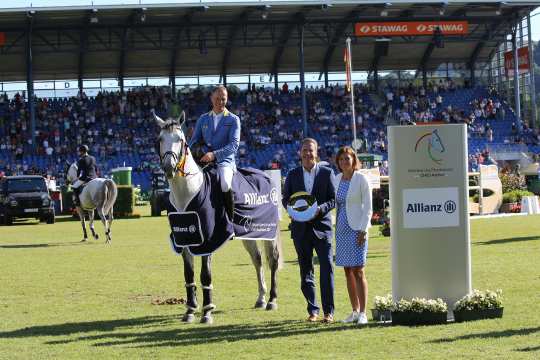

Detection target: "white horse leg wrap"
[185, 283, 197, 288]
[202, 285, 213, 290]
[203, 303, 216, 311]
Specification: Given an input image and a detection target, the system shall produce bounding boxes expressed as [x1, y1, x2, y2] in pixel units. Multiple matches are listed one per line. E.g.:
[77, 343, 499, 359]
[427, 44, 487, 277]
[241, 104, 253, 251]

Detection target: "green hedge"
[114, 185, 135, 214]
[502, 189, 534, 204]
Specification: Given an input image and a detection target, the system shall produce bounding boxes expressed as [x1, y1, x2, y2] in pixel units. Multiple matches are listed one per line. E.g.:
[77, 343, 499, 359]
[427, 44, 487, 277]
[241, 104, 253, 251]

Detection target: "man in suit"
[282, 138, 336, 323]
[72, 144, 98, 206]
[189, 86, 240, 219]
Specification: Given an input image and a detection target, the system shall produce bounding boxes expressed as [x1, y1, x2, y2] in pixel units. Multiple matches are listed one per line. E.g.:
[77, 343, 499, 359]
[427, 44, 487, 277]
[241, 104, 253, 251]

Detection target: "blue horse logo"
[414, 129, 445, 164]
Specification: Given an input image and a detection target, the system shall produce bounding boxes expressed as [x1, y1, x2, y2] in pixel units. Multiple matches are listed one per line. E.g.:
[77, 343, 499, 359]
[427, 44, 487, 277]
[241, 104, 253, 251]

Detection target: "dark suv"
[0, 175, 55, 225]
[150, 170, 171, 216]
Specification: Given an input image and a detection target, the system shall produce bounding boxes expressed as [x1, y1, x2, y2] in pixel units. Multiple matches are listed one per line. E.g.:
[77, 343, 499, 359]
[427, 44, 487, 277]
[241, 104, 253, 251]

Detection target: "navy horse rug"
[168, 167, 279, 256]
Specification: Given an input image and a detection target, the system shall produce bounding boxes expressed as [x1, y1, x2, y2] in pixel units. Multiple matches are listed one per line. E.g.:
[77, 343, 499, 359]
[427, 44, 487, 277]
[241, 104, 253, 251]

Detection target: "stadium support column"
[422, 69, 427, 90]
[26, 14, 36, 153]
[274, 72, 279, 93]
[374, 70, 379, 93]
[528, 14, 537, 128]
[298, 24, 308, 137]
[324, 69, 329, 88]
[512, 27, 522, 131]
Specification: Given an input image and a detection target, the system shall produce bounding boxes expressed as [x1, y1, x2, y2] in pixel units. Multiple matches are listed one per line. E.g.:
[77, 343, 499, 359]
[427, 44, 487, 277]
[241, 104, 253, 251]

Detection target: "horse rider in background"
[72, 144, 98, 206]
[189, 86, 241, 219]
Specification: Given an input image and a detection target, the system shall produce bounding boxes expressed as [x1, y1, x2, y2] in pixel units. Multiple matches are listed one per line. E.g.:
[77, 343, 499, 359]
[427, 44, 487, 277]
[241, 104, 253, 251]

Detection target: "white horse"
[155, 111, 282, 324]
[66, 162, 118, 244]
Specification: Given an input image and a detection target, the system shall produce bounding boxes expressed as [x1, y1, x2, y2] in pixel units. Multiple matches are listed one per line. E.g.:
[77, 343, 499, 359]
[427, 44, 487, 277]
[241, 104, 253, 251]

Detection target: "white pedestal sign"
[388, 124, 471, 309]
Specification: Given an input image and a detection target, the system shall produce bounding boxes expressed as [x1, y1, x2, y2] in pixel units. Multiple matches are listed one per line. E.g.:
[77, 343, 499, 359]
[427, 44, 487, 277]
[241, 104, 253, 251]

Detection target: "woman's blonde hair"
[335, 146, 361, 172]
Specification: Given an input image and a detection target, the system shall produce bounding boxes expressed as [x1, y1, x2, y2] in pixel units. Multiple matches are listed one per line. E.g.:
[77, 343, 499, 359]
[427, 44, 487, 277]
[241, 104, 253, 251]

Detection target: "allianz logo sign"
[173, 225, 197, 233]
[406, 200, 456, 214]
[244, 192, 270, 206]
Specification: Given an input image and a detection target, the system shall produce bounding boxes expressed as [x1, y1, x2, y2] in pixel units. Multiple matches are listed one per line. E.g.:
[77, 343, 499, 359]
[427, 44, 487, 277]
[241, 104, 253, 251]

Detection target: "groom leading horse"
[189, 85, 240, 219]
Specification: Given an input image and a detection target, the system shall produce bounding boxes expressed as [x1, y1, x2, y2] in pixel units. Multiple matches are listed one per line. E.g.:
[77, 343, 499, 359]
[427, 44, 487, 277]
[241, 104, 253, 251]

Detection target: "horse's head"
[154, 111, 189, 179]
[66, 162, 78, 184]
[430, 129, 445, 154]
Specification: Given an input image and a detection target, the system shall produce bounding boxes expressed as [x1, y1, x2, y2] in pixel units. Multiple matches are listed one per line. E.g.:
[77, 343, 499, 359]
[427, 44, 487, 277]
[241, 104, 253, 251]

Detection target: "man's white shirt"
[303, 163, 319, 194]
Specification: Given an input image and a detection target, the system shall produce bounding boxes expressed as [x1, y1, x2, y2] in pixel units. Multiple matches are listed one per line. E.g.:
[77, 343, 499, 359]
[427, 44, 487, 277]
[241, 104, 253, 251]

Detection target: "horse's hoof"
[254, 300, 267, 309]
[266, 302, 278, 311]
[182, 313, 195, 323]
[81, 238, 88, 242]
[94, 234, 99, 240]
[200, 314, 213, 324]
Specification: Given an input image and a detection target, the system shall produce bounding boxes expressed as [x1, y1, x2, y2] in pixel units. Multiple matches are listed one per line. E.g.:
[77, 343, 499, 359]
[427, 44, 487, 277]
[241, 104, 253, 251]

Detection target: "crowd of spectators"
[0, 81, 531, 190]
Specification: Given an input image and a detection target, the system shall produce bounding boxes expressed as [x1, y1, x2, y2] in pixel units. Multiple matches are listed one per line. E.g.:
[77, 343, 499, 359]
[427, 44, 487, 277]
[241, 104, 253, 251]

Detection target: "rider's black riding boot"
[224, 190, 234, 220]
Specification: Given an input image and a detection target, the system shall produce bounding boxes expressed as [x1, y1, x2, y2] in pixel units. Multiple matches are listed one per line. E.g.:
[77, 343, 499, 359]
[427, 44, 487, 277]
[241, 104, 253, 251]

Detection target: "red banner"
[0, 32, 5, 46]
[355, 21, 468, 37]
[504, 46, 530, 76]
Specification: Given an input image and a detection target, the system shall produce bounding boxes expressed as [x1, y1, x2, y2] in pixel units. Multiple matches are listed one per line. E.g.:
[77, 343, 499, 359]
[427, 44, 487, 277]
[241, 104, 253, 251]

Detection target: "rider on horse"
[72, 144, 98, 207]
[189, 86, 241, 219]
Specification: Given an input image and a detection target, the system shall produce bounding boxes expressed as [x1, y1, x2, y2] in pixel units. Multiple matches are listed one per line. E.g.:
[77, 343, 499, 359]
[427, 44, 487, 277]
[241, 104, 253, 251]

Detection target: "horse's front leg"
[181, 250, 198, 323]
[200, 255, 215, 324]
[242, 240, 267, 309]
[89, 209, 99, 241]
[78, 207, 88, 242]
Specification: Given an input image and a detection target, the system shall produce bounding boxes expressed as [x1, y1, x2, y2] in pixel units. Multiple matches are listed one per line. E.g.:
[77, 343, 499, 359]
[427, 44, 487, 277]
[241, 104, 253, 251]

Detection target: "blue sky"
[3, 1, 540, 41]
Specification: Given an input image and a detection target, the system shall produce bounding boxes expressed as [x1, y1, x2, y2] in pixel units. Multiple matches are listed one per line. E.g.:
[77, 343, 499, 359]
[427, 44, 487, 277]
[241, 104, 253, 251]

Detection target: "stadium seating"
[0, 84, 534, 191]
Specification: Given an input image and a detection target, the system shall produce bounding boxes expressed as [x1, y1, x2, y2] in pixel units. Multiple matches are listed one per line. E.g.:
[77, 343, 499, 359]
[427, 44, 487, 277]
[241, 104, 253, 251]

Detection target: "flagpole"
[346, 37, 358, 152]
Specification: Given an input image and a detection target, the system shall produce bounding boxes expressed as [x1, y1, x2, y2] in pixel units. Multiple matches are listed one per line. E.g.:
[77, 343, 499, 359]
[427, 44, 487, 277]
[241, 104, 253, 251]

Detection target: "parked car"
[0, 175, 55, 225]
[150, 170, 171, 216]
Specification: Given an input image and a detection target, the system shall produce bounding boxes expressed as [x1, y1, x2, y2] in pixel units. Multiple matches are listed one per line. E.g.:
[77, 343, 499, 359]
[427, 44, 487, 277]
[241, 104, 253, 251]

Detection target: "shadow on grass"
[516, 345, 540, 352]
[476, 236, 540, 246]
[0, 315, 388, 348]
[429, 326, 540, 343]
[0, 241, 86, 249]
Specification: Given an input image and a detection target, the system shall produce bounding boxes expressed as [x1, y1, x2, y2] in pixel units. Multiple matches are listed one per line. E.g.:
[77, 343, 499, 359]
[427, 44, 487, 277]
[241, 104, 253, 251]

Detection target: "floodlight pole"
[298, 24, 308, 137]
[512, 26, 522, 132]
[26, 14, 36, 154]
[346, 37, 357, 152]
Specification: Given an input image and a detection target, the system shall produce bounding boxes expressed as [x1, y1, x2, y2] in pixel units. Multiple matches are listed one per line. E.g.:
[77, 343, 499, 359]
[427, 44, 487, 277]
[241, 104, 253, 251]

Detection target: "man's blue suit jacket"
[282, 165, 336, 241]
[188, 109, 240, 169]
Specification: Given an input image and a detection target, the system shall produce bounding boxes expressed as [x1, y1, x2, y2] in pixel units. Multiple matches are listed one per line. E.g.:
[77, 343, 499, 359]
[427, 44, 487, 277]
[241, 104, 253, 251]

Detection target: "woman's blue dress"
[335, 179, 368, 267]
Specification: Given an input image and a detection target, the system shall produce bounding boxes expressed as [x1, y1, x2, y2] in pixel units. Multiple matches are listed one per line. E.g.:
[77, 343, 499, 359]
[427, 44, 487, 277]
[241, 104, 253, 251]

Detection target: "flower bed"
[391, 298, 448, 326]
[453, 289, 504, 322]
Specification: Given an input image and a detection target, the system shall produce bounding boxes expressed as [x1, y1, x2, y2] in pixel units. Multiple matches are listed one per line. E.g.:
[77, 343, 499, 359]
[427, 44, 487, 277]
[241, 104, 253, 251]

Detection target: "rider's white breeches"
[218, 166, 234, 192]
[72, 180, 83, 189]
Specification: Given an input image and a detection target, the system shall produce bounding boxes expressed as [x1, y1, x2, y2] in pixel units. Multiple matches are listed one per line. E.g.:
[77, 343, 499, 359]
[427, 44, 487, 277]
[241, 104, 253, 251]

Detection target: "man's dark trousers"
[293, 223, 334, 316]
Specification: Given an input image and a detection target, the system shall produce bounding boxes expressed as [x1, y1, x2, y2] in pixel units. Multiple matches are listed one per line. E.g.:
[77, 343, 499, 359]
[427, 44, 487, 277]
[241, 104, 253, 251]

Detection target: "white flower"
[454, 289, 503, 311]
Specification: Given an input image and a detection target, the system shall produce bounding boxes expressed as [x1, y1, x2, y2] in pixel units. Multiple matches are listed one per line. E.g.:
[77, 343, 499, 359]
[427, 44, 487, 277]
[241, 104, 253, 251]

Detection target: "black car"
[0, 175, 55, 225]
[150, 170, 172, 216]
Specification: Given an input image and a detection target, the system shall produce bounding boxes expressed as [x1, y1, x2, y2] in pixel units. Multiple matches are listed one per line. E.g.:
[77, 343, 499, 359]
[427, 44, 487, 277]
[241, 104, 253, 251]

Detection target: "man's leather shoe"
[323, 314, 334, 323]
[307, 314, 318, 322]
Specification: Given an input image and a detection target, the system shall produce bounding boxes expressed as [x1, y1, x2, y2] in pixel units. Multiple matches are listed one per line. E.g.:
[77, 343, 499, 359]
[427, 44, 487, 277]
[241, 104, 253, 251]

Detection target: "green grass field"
[1, 207, 539, 359]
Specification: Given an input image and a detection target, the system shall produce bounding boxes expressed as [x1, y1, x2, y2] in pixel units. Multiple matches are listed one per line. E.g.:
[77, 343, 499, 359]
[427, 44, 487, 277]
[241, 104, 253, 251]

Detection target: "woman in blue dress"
[334, 146, 373, 325]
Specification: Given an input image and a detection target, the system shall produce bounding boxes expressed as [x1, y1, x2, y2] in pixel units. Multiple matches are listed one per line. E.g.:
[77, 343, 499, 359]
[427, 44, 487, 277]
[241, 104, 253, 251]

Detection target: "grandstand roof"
[0, 1, 538, 81]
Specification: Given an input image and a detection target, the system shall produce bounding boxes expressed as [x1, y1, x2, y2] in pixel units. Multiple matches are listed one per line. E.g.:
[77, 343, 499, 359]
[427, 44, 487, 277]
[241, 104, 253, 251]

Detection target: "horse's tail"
[103, 179, 118, 216]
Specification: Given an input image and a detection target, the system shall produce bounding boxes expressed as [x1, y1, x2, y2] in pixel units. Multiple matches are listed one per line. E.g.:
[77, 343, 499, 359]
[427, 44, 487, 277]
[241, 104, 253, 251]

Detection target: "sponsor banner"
[232, 167, 279, 241]
[355, 21, 468, 37]
[402, 187, 460, 228]
[168, 211, 204, 248]
[0, 32, 5, 46]
[504, 46, 529, 76]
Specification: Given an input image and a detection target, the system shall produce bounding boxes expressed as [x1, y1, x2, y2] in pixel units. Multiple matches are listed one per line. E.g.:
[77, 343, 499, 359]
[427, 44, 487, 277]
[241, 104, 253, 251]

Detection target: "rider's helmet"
[78, 144, 89, 153]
